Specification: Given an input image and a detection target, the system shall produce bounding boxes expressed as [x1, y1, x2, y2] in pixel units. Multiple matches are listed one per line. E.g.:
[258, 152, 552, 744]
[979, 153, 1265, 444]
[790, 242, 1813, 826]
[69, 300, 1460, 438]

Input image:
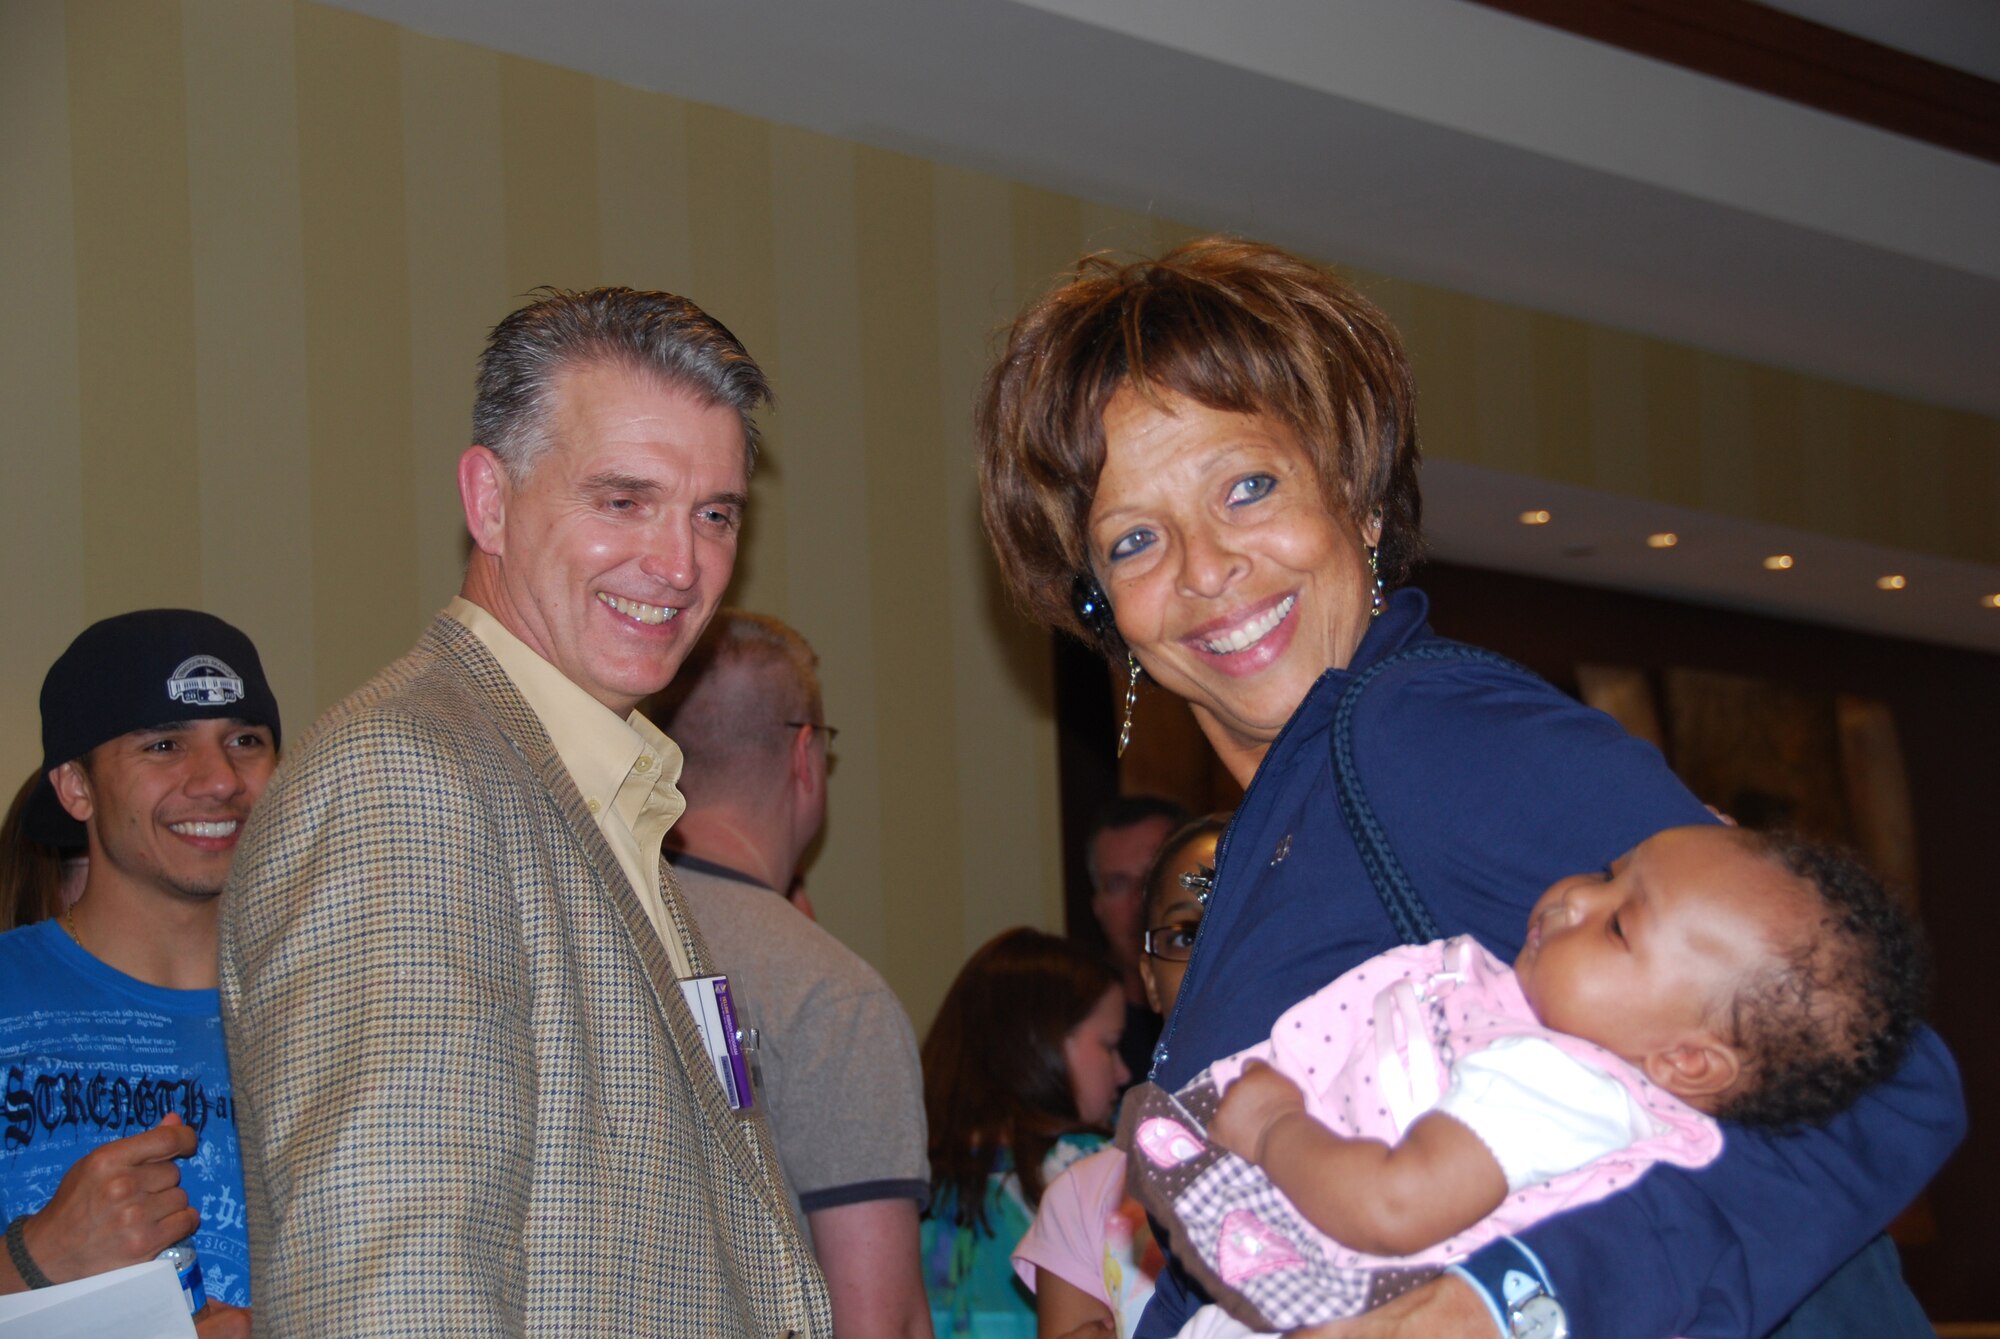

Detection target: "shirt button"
[634, 755, 653, 773]
[586, 797, 602, 814]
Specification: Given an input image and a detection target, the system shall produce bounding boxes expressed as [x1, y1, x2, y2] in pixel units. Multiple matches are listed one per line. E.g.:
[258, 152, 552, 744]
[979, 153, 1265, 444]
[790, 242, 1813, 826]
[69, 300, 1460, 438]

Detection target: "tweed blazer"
[220, 616, 830, 1337]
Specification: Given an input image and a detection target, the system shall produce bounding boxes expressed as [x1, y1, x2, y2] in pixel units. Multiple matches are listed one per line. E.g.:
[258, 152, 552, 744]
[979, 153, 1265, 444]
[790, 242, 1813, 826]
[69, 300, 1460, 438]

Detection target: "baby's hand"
[1211, 1060, 1307, 1165]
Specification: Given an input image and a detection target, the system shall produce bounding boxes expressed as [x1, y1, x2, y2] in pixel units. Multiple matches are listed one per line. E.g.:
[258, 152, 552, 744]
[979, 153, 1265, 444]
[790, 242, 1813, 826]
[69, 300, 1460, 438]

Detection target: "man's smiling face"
[473, 359, 749, 716]
[55, 717, 276, 903]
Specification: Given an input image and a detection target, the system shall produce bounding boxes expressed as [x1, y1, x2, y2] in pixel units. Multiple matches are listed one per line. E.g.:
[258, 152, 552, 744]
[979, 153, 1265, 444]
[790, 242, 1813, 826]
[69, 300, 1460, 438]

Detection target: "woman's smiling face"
[1088, 384, 1379, 782]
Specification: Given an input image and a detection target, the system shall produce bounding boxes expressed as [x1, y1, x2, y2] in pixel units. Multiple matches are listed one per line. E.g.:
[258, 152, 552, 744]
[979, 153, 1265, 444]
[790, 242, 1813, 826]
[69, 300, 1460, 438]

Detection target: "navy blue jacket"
[1139, 589, 1964, 1339]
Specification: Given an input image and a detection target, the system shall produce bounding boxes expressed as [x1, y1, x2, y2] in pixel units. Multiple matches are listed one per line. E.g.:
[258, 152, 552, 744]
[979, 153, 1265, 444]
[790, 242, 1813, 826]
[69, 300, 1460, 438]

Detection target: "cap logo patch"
[167, 654, 247, 707]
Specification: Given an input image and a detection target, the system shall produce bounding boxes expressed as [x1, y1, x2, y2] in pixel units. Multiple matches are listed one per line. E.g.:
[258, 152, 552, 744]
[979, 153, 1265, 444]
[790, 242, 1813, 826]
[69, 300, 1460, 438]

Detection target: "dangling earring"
[1368, 545, 1385, 617]
[1117, 655, 1142, 757]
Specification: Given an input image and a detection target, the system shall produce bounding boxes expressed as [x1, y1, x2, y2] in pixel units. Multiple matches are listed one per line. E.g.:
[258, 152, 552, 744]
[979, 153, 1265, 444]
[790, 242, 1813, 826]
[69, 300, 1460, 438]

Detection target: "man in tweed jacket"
[221, 289, 831, 1335]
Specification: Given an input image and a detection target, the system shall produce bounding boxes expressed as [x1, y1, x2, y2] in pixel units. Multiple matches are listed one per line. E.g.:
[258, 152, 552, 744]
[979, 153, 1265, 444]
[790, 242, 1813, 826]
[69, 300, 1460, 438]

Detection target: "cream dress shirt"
[446, 596, 693, 978]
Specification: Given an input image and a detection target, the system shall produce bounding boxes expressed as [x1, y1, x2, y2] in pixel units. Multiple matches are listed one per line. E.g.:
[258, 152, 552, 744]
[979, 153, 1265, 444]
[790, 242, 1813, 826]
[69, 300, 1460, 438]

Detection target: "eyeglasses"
[1143, 921, 1202, 962]
[786, 721, 839, 744]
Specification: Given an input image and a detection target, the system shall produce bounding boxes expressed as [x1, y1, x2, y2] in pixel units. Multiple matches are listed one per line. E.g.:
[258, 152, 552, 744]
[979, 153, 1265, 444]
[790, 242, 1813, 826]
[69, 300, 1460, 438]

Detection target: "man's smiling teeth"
[598, 593, 678, 625]
[170, 820, 239, 838]
[1199, 596, 1296, 654]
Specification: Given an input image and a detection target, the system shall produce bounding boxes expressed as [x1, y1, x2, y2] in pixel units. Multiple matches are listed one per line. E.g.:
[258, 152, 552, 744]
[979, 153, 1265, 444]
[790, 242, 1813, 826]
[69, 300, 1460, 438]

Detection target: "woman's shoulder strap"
[1330, 641, 1539, 945]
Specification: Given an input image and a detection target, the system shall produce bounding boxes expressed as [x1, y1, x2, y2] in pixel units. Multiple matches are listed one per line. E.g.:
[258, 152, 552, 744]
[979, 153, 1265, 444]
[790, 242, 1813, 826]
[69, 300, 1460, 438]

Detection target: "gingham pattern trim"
[1172, 1160, 1367, 1328]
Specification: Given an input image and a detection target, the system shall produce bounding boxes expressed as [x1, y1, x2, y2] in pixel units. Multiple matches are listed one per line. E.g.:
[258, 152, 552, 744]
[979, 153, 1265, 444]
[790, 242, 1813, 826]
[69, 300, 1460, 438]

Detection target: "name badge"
[678, 974, 756, 1110]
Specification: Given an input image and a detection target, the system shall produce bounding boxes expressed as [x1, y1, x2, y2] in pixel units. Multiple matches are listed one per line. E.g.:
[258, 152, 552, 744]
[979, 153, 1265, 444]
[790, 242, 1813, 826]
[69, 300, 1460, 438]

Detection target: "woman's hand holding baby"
[1212, 1060, 1311, 1165]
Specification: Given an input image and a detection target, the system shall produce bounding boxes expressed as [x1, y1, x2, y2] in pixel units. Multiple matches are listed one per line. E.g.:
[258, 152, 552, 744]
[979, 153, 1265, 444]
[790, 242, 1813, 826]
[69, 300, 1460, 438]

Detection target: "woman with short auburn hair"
[976, 236, 1959, 1339]
[980, 236, 1421, 653]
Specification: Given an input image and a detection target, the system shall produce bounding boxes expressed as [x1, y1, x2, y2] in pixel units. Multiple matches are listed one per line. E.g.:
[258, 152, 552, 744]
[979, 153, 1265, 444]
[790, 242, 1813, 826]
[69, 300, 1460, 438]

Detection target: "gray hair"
[473, 286, 773, 480]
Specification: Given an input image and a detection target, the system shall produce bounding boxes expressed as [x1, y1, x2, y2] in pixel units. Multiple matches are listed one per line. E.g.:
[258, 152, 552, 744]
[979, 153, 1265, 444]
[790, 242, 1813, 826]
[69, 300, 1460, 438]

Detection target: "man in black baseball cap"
[2, 610, 275, 1329]
[25, 608, 282, 848]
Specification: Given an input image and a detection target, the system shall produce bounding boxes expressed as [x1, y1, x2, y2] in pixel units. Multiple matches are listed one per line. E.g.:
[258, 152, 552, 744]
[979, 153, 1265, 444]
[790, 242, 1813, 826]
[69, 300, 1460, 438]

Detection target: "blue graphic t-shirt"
[0, 920, 249, 1305]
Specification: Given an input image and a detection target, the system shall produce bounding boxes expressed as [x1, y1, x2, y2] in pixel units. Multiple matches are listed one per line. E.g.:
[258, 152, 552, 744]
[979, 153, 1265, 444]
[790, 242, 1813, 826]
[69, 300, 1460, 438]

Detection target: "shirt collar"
[669, 851, 774, 891]
[445, 596, 686, 814]
[1346, 585, 1432, 675]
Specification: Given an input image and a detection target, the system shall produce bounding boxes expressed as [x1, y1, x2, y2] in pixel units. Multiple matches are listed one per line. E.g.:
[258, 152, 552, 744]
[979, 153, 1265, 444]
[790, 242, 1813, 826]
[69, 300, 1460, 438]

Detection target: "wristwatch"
[1448, 1238, 1570, 1339]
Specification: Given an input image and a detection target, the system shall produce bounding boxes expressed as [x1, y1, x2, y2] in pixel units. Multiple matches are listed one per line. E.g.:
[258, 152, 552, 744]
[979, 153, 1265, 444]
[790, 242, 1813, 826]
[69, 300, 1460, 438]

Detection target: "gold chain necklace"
[61, 902, 85, 953]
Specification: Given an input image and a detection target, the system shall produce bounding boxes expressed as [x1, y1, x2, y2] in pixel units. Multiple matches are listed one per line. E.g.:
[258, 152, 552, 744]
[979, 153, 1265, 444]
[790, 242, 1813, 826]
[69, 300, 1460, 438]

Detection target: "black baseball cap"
[27, 609, 282, 847]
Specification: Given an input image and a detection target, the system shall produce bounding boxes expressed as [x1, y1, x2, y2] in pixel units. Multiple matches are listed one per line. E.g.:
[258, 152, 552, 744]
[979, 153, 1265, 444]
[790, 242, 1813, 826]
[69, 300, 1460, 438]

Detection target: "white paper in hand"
[0, 1258, 195, 1338]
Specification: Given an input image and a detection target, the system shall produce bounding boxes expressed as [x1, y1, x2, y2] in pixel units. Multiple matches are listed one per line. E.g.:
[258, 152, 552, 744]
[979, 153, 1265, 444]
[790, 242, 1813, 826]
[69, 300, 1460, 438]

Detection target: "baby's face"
[1514, 826, 1803, 1068]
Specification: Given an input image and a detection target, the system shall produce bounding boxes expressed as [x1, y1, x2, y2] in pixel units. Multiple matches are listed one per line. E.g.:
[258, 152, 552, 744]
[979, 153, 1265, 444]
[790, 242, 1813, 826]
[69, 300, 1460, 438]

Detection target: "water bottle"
[156, 1240, 206, 1315]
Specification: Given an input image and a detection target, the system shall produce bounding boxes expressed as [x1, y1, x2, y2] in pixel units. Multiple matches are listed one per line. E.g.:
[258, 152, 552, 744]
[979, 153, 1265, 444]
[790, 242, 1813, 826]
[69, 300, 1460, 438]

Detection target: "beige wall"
[5, 0, 1996, 1028]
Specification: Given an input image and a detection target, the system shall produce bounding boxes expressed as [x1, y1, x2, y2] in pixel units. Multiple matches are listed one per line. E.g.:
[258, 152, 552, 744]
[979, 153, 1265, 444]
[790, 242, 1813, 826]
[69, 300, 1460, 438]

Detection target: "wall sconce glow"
[1876, 575, 1907, 591]
[1645, 533, 1678, 549]
[1519, 510, 1552, 526]
[1983, 595, 2000, 609]
[1762, 554, 1795, 571]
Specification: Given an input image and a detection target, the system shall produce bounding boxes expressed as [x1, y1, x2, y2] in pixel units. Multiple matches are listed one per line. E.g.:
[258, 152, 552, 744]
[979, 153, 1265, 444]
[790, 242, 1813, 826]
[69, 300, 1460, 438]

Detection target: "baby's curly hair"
[1713, 832, 1930, 1131]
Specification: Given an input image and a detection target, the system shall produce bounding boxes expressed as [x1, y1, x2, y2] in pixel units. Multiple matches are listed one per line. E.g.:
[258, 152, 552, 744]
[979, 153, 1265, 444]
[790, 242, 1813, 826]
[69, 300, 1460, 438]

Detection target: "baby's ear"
[1642, 1037, 1742, 1107]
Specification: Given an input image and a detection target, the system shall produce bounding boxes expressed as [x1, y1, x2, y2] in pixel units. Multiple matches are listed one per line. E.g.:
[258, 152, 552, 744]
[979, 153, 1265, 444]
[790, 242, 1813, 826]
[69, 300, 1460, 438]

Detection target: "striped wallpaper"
[4, 0, 1996, 1024]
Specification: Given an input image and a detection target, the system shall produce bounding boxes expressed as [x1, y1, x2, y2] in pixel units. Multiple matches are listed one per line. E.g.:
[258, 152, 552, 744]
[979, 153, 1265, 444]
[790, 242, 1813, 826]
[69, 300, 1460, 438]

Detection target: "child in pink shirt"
[1016, 816, 1227, 1339]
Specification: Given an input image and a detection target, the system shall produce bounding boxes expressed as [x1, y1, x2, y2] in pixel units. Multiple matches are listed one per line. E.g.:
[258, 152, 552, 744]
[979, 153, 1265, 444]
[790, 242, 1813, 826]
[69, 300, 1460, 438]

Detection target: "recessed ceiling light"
[1519, 509, 1551, 526]
[1645, 532, 1678, 549]
[1876, 575, 1907, 591]
[1763, 554, 1794, 570]
[1984, 595, 2000, 609]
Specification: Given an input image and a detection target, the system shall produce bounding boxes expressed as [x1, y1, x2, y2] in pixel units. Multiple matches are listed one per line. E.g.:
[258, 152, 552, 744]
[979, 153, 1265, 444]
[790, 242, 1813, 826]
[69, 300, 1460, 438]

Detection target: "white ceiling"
[322, 0, 2000, 652]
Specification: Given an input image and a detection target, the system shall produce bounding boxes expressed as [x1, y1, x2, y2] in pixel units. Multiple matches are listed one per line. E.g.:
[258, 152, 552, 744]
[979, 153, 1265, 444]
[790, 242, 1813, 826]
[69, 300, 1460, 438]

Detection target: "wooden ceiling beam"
[1462, 0, 2000, 165]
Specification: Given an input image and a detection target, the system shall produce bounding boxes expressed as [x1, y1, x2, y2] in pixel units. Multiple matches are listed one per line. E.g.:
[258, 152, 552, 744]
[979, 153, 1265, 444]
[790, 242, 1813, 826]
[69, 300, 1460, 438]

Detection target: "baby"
[1119, 825, 1928, 1333]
